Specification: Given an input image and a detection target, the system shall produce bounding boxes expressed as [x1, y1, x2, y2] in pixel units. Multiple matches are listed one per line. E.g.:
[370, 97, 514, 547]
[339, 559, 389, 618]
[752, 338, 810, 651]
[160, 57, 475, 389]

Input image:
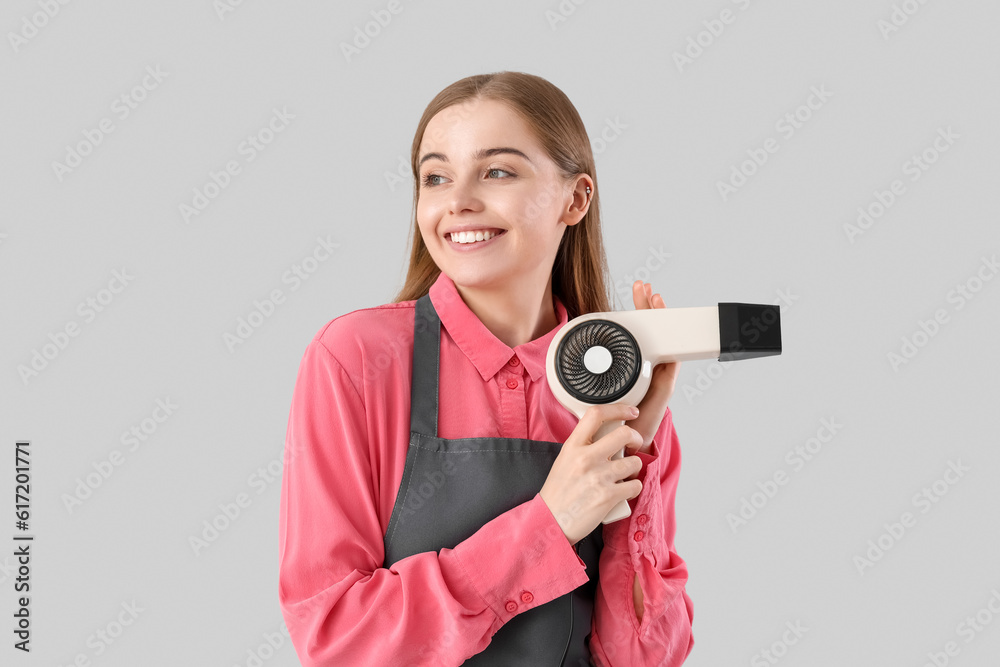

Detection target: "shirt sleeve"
[589, 406, 695, 666]
[278, 336, 591, 666]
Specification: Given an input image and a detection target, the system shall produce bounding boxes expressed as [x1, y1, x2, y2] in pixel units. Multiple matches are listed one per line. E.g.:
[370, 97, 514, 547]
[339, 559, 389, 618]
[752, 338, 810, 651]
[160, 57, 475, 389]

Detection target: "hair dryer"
[545, 303, 782, 524]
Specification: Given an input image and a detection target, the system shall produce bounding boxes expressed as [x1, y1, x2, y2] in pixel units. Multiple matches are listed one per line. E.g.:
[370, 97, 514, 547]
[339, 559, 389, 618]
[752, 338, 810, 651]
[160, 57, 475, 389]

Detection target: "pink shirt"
[278, 271, 694, 665]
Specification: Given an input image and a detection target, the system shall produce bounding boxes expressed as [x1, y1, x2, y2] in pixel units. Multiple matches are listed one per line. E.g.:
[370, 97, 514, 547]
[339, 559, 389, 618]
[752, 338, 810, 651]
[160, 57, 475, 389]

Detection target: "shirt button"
[508, 357, 520, 367]
[506, 378, 518, 389]
[505, 600, 518, 613]
[634, 530, 645, 542]
[637, 514, 648, 526]
[520, 591, 533, 603]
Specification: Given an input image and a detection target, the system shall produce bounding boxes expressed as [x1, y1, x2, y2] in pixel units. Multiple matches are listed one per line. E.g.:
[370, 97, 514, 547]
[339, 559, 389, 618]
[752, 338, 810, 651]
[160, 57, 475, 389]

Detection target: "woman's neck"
[453, 274, 557, 349]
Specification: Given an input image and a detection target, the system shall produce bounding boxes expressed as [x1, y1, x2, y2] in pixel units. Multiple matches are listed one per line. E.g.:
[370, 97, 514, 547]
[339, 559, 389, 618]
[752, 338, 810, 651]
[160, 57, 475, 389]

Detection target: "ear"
[562, 175, 594, 227]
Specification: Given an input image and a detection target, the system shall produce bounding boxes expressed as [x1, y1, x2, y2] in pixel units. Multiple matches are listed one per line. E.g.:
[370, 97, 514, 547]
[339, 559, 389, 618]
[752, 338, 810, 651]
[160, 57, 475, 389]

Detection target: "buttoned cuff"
[450, 492, 590, 625]
[602, 439, 665, 564]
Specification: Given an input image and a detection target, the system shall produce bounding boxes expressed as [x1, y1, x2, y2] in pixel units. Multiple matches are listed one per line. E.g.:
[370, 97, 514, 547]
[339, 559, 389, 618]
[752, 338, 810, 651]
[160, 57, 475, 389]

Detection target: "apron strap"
[410, 293, 440, 438]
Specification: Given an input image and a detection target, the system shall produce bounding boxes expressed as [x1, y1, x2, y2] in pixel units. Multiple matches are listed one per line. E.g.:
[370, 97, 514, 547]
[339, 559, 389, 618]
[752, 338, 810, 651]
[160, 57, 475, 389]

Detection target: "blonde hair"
[391, 71, 613, 319]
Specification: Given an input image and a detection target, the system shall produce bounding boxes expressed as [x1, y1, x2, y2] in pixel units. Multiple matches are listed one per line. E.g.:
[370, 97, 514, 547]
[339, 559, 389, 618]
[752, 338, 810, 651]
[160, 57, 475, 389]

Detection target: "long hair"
[390, 71, 613, 319]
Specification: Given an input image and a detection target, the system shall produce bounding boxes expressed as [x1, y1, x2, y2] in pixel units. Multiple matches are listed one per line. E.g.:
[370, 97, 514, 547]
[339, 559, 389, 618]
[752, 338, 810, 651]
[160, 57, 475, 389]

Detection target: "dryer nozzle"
[718, 303, 782, 361]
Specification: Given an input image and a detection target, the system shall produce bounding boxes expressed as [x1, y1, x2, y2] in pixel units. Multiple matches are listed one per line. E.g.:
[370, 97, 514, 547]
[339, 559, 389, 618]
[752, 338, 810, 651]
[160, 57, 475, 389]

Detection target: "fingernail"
[629, 406, 640, 417]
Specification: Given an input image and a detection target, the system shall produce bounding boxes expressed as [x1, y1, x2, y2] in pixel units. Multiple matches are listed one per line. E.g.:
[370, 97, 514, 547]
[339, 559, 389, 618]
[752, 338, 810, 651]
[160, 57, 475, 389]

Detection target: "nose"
[447, 177, 485, 216]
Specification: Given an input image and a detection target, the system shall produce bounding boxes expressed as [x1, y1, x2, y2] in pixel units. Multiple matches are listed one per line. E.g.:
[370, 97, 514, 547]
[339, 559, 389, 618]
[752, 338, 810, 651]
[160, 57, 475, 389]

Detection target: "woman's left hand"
[626, 280, 681, 456]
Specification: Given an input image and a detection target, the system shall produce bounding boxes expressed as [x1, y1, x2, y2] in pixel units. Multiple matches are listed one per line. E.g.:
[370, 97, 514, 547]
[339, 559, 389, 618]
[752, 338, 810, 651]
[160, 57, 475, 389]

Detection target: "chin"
[446, 266, 509, 290]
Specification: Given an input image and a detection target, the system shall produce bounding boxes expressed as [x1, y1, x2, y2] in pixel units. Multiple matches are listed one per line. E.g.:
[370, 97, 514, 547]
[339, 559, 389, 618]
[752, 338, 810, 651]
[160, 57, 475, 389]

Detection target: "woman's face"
[416, 98, 587, 292]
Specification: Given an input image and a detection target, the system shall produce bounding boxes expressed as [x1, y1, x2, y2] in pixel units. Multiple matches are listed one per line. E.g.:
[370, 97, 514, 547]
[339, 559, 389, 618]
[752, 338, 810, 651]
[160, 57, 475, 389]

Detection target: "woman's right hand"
[539, 403, 645, 546]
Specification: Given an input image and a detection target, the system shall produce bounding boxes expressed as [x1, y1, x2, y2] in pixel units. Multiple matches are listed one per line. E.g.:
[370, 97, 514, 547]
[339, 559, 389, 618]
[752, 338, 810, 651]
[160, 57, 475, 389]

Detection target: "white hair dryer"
[545, 303, 782, 524]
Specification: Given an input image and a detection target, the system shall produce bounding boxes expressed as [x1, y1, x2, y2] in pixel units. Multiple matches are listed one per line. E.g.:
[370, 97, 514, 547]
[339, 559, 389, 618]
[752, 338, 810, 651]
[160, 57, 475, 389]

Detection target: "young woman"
[278, 71, 694, 666]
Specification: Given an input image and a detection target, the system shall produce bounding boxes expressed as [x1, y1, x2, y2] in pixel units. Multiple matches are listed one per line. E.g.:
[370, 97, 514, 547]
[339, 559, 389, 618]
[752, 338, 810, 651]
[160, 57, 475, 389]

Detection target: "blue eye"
[420, 167, 515, 188]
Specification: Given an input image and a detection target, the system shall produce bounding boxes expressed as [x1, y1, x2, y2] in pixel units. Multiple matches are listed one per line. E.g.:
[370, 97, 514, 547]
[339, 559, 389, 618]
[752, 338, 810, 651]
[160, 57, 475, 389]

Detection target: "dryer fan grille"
[555, 319, 641, 404]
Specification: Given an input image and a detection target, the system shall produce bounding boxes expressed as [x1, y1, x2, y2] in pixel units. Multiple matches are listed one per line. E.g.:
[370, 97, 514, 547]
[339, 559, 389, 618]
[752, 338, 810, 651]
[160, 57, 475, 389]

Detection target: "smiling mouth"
[447, 229, 506, 244]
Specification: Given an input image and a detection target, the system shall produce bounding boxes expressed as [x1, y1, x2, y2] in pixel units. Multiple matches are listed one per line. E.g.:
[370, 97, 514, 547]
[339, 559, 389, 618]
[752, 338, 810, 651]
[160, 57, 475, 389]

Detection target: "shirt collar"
[428, 272, 569, 383]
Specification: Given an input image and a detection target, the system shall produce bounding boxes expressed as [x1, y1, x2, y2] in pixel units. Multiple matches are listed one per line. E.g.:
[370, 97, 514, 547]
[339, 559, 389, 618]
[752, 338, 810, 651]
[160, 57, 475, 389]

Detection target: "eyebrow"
[418, 147, 533, 168]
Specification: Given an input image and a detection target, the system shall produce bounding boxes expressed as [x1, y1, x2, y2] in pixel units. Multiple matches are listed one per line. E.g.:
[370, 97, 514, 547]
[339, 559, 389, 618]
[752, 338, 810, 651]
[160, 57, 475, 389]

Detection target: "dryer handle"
[594, 419, 632, 524]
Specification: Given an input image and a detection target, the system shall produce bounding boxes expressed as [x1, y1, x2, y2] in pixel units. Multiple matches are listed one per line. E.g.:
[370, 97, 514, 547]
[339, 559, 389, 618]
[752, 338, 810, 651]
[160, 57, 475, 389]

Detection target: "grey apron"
[383, 293, 603, 666]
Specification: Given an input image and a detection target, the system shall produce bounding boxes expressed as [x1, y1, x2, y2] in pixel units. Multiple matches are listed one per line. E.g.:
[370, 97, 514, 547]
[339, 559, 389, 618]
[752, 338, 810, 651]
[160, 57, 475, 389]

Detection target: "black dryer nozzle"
[718, 303, 782, 361]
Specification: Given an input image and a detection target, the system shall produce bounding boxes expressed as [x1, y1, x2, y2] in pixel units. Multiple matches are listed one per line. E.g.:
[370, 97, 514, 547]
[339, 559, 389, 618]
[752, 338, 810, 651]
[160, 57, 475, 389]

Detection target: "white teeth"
[449, 230, 501, 244]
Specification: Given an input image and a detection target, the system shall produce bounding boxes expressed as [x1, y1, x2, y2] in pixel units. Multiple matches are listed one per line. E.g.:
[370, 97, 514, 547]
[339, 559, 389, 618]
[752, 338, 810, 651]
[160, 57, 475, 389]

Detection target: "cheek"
[493, 197, 534, 229]
[416, 202, 436, 234]
[517, 189, 561, 226]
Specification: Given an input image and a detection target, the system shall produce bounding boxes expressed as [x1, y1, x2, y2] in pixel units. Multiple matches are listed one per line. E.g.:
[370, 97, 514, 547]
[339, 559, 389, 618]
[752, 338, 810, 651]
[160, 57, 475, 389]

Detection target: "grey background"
[2, 0, 999, 665]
